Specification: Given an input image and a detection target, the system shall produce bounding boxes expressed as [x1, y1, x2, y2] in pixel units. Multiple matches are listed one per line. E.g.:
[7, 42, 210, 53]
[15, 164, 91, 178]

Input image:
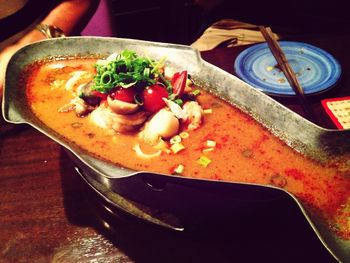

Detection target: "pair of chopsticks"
[259, 26, 318, 124]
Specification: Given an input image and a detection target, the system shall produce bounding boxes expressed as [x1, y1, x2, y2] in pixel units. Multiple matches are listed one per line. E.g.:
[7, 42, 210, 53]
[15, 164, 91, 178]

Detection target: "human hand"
[0, 29, 45, 100]
[0, 44, 21, 99]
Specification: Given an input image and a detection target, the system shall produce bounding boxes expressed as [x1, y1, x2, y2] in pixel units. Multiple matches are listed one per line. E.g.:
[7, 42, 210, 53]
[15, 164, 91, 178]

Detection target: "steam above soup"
[23, 50, 350, 240]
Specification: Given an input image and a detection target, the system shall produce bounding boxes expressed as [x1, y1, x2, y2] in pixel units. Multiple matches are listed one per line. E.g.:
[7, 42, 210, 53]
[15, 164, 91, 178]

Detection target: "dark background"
[106, 0, 350, 45]
[108, 0, 202, 45]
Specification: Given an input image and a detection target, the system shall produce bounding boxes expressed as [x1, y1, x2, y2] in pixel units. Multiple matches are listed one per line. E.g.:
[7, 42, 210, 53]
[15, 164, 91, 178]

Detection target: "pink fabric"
[81, 0, 114, 37]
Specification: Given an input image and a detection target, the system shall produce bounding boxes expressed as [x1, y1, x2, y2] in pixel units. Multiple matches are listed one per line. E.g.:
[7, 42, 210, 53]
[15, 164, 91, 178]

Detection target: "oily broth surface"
[25, 57, 350, 239]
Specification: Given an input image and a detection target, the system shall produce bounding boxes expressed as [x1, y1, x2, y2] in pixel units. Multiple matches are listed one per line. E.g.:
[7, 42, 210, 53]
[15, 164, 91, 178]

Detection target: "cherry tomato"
[142, 84, 168, 113]
[110, 87, 136, 103]
[171, 70, 187, 97]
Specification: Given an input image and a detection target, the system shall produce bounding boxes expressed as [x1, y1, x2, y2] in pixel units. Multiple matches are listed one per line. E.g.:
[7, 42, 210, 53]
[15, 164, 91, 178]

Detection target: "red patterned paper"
[321, 97, 350, 129]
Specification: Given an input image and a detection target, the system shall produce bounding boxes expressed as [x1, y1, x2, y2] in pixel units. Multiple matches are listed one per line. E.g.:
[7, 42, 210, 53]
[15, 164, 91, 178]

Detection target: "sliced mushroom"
[77, 81, 102, 106]
[107, 95, 139, 115]
[74, 97, 95, 117]
[58, 97, 94, 116]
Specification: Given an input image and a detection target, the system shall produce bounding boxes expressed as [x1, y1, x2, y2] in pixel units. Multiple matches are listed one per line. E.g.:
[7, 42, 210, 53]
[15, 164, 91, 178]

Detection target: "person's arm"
[0, 0, 100, 96]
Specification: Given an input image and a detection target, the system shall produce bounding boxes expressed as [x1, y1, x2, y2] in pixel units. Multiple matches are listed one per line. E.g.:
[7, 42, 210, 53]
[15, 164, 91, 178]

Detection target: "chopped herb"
[158, 73, 172, 92]
[202, 148, 214, 153]
[143, 67, 150, 78]
[170, 142, 185, 154]
[173, 164, 185, 174]
[168, 93, 177, 101]
[203, 108, 213, 114]
[174, 98, 183, 106]
[191, 89, 201, 96]
[198, 156, 211, 167]
[186, 78, 192, 87]
[170, 135, 182, 145]
[179, 132, 189, 139]
[92, 50, 163, 93]
[206, 140, 216, 147]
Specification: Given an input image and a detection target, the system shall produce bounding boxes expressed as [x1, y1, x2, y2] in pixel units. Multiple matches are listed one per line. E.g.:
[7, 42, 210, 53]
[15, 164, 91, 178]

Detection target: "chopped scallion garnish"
[202, 148, 214, 153]
[203, 109, 213, 114]
[170, 135, 182, 144]
[170, 143, 185, 154]
[206, 140, 216, 147]
[191, 89, 201, 96]
[174, 164, 184, 174]
[198, 156, 212, 167]
[92, 50, 165, 93]
[179, 132, 189, 139]
[174, 99, 183, 106]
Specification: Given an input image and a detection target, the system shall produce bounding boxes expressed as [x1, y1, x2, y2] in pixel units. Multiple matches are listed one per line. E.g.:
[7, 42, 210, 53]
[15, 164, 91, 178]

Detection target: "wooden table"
[1, 34, 349, 262]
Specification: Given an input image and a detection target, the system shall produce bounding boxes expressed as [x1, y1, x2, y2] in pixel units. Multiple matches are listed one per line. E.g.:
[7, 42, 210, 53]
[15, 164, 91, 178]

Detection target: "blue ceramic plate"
[234, 41, 341, 96]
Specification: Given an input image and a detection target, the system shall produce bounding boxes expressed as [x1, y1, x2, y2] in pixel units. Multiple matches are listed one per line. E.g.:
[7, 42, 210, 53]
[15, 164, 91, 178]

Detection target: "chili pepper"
[171, 70, 187, 97]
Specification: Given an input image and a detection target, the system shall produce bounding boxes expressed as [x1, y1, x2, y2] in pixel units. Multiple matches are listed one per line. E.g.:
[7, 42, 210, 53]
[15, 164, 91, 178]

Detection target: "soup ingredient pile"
[59, 50, 205, 159]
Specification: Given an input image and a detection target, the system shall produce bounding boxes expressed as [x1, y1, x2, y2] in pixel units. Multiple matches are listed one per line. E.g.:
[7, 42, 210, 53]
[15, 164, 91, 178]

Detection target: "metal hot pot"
[3, 37, 350, 261]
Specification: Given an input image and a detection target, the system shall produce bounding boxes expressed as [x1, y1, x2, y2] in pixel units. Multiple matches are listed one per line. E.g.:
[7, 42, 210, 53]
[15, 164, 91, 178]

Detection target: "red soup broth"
[24, 57, 350, 239]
